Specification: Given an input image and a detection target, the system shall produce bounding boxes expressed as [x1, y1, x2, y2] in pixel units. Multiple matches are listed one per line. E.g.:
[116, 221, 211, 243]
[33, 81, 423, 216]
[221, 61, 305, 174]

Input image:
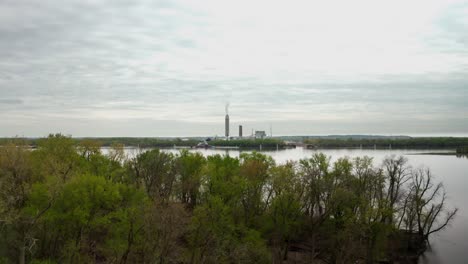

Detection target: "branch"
[427, 208, 458, 237]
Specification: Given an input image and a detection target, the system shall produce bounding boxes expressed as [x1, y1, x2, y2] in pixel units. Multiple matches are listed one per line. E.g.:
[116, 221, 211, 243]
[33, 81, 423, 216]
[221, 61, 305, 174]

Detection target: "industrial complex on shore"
[223, 104, 267, 140]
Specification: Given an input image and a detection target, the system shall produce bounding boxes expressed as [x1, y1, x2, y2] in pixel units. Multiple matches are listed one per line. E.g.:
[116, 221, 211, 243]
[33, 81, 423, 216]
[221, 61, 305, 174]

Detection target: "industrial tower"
[225, 104, 230, 139]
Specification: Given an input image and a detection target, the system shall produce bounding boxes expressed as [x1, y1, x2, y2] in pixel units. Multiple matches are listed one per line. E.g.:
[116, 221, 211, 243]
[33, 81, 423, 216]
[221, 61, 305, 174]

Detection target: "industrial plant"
[223, 104, 269, 140]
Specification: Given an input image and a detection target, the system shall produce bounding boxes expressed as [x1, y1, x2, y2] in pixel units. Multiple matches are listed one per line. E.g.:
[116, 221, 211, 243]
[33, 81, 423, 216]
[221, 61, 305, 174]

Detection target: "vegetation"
[304, 137, 468, 149]
[3, 136, 468, 150]
[456, 147, 468, 154]
[209, 138, 285, 149]
[0, 134, 457, 263]
[91, 137, 200, 148]
[0, 137, 286, 150]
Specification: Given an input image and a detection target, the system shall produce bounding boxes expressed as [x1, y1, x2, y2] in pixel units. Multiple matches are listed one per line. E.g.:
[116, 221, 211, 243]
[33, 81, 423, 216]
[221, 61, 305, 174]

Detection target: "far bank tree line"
[2, 136, 468, 150]
[456, 147, 468, 154]
[0, 134, 457, 264]
[304, 137, 468, 149]
[0, 137, 286, 149]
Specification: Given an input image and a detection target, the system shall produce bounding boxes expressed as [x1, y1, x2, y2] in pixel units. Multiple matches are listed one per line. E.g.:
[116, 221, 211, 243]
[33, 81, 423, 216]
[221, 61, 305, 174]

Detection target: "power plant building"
[255, 130, 266, 139]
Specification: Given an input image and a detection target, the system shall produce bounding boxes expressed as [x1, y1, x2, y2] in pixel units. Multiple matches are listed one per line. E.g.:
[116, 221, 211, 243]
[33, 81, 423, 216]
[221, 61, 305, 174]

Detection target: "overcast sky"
[1, 0, 468, 137]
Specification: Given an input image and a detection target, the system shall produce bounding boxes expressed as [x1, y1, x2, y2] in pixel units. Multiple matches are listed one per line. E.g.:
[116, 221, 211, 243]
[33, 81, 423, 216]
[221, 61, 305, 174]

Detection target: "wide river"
[104, 147, 467, 263]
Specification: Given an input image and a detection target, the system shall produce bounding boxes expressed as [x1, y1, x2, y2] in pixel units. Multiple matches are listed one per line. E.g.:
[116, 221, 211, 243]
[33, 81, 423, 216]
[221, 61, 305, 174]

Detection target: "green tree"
[25, 174, 146, 263]
[239, 152, 274, 227]
[129, 149, 176, 202]
[188, 196, 269, 264]
[299, 153, 331, 220]
[32, 134, 80, 182]
[264, 163, 303, 262]
[175, 150, 206, 209]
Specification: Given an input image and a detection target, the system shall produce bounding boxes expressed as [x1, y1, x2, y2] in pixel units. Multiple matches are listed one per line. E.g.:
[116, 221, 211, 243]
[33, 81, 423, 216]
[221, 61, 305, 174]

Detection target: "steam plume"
[225, 102, 230, 115]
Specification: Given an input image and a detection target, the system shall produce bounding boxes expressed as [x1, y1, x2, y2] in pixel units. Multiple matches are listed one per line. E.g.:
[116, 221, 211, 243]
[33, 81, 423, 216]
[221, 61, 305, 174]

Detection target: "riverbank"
[0, 136, 288, 150]
[303, 137, 468, 149]
[2, 136, 468, 151]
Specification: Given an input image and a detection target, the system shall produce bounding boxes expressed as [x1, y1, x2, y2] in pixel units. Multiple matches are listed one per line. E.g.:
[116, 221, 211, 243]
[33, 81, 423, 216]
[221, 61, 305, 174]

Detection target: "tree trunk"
[19, 244, 25, 264]
[282, 239, 290, 261]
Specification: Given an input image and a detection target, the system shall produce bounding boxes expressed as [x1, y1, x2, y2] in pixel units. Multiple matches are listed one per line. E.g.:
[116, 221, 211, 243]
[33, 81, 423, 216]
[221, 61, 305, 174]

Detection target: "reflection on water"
[101, 147, 467, 264]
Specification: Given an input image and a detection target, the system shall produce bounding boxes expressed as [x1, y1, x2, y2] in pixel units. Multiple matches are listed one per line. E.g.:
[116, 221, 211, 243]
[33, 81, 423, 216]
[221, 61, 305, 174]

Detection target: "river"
[103, 147, 467, 263]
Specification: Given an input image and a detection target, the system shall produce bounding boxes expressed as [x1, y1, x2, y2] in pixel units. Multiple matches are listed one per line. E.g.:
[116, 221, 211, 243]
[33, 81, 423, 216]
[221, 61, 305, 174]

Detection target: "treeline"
[0, 134, 457, 264]
[0, 138, 40, 147]
[94, 137, 201, 148]
[305, 137, 468, 149]
[0, 137, 286, 149]
[0, 137, 200, 148]
[456, 147, 468, 154]
[3, 136, 468, 150]
[210, 139, 285, 149]
[94, 137, 286, 149]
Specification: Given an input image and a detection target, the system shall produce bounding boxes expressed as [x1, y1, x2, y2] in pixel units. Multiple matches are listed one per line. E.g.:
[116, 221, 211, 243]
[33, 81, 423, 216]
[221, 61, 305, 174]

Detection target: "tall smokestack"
[225, 103, 230, 139]
[239, 125, 243, 138]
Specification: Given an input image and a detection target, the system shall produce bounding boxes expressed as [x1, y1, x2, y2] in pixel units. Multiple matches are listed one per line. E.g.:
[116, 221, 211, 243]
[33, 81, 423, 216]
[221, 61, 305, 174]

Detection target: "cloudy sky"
[1, 0, 468, 137]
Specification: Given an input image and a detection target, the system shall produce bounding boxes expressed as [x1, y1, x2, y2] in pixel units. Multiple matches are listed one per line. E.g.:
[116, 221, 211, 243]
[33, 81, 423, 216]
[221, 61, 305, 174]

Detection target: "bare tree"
[382, 156, 411, 224]
[108, 143, 126, 164]
[399, 167, 458, 242]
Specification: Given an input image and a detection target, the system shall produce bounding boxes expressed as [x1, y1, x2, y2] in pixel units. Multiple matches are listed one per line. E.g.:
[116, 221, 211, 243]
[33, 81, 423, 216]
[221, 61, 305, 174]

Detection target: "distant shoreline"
[2, 135, 468, 152]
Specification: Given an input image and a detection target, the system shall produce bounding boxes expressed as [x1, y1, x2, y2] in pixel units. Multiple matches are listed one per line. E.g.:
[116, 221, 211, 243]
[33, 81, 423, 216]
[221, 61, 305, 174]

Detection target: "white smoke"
[225, 102, 230, 115]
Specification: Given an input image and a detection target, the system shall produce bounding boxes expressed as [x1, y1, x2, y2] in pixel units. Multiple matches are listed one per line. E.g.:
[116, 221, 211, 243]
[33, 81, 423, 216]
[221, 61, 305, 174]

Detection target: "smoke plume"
[225, 102, 230, 115]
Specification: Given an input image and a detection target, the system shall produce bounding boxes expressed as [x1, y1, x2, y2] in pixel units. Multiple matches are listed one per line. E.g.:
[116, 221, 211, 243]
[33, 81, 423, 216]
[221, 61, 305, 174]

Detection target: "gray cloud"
[0, 99, 22, 104]
[0, 0, 467, 137]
